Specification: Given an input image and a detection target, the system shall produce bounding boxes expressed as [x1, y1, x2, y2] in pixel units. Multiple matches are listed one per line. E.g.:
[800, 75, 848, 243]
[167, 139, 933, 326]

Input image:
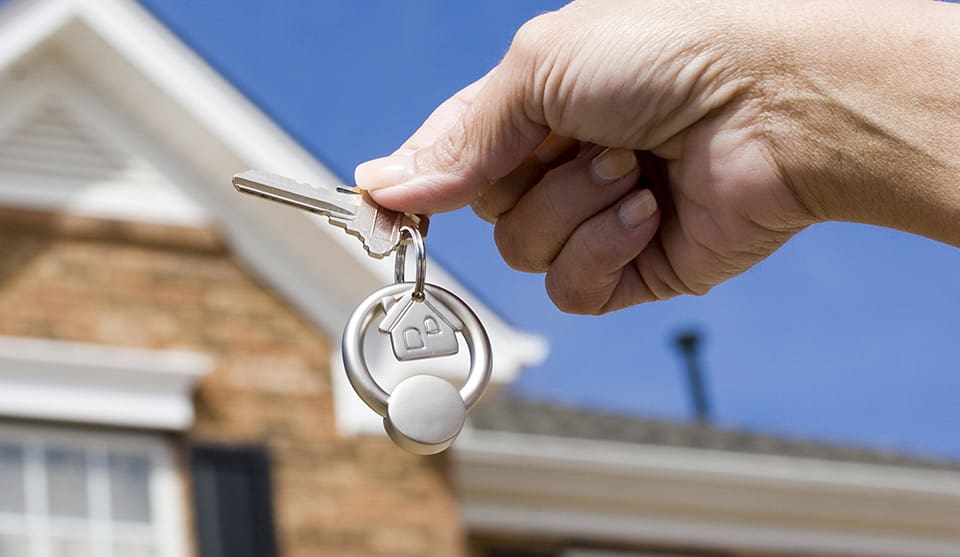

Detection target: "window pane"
[0, 535, 29, 557]
[49, 538, 93, 557]
[113, 543, 153, 557]
[0, 444, 25, 514]
[108, 453, 152, 523]
[45, 448, 89, 518]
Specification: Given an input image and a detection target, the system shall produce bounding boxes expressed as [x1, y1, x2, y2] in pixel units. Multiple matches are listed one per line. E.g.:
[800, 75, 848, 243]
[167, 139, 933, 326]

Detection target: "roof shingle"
[471, 395, 960, 471]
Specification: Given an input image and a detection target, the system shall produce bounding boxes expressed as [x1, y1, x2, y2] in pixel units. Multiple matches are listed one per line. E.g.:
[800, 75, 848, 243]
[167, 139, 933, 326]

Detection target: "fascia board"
[453, 430, 960, 556]
[463, 502, 960, 557]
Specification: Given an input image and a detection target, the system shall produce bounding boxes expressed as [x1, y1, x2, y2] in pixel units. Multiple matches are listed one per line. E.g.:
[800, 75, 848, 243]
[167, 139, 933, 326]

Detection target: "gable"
[0, 57, 209, 224]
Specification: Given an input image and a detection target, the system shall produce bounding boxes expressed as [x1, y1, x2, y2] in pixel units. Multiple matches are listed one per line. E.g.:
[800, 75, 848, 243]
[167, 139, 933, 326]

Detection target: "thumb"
[356, 64, 548, 214]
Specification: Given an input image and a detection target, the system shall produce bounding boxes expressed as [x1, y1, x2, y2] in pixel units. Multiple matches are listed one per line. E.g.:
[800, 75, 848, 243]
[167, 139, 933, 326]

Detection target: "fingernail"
[591, 148, 637, 183]
[355, 156, 411, 190]
[619, 189, 657, 228]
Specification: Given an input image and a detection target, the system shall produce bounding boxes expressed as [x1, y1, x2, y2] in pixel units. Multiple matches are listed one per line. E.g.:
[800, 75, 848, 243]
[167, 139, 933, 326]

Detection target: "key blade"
[233, 169, 428, 259]
[233, 169, 359, 218]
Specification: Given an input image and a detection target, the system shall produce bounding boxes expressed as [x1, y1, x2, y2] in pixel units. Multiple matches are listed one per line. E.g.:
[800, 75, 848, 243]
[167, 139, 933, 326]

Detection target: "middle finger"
[471, 133, 579, 222]
[494, 146, 642, 272]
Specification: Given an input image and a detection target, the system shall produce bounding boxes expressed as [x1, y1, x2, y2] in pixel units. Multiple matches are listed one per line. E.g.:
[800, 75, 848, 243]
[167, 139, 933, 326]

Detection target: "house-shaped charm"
[378, 291, 464, 361]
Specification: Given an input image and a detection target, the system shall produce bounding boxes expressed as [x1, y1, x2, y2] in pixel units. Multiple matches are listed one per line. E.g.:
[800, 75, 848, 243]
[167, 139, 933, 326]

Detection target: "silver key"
[232, 169, 428, 259]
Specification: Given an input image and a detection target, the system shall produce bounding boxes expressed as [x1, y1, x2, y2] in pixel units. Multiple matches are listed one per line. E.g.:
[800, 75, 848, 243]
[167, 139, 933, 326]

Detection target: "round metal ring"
[393, 225, 426, 300]
[341, 282, 493, 417]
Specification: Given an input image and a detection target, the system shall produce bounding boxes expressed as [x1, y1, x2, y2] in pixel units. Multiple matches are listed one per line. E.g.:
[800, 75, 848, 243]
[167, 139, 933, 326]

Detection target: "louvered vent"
[0, 100, 165, 186]
[0, 97, 208, 224]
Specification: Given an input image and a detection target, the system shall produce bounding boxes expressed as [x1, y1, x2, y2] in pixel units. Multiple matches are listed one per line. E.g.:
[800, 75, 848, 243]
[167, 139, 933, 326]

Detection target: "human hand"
[356, 0, 960, 314]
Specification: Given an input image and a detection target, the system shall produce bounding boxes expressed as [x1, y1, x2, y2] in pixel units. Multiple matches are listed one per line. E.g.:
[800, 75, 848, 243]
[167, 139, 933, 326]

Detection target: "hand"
[356, 0, 960, 314]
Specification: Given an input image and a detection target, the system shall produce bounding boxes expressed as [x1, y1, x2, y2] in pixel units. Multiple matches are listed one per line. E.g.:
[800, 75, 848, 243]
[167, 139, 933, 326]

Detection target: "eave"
[454, 430, 960, 556]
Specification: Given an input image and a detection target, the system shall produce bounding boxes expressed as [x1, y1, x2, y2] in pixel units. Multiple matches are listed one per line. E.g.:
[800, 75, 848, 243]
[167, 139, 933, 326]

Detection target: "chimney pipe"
[673, 329, 711, 423]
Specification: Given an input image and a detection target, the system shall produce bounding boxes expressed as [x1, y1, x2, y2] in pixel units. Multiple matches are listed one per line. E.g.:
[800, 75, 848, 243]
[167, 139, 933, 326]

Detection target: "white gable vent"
[0, 99, 131, 181]
[0, 63, 209, 225]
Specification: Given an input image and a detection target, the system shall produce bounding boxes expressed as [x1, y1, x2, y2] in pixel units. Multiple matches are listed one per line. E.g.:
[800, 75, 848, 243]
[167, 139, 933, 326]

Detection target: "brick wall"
[0, 209, 466, 557]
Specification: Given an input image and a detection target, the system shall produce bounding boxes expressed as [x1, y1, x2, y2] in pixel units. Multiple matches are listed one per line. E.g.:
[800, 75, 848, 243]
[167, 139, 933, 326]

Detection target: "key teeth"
[327, 213, 430, 259]
[325, 216, 387, 259]
[325, 214, 429, 259]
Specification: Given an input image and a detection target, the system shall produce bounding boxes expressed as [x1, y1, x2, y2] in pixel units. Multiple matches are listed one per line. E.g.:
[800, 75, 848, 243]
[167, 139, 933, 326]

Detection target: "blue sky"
[138, 1, 960, 458]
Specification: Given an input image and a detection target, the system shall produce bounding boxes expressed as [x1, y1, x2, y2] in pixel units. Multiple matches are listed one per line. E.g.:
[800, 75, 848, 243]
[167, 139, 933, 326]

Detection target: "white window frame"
[0, 422, 188, 557]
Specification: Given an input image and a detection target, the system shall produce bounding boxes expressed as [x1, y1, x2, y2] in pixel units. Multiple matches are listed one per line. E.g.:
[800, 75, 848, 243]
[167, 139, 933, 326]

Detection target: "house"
[0, 1, 958, 556]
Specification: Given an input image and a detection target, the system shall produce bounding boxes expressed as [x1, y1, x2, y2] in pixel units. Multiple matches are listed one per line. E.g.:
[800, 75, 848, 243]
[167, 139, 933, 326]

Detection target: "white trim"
[0, 336, 212, 430]
[466, 504, 960, 557]
[0, 0, 75, 72]
[454, 430, 960, 557]
[0, 422, 189, 557]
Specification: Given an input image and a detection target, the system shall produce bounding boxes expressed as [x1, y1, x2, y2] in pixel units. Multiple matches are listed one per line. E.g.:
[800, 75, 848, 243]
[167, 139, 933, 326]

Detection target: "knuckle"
[687, 282, 713, 297]
[632, 258, 680, 302]
[544, 272, 576, 313]
[568, 227, 609, 271]
[545, 271, 593, 315]
[508, 13, 561, 64]
[494, 216, 548, 272]
[420, 121, 469, 174]
[470, 199, 499, 224]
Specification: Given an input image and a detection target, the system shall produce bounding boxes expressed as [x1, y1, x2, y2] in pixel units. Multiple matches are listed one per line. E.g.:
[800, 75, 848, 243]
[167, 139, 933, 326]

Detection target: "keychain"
[233, 170, 493, 454]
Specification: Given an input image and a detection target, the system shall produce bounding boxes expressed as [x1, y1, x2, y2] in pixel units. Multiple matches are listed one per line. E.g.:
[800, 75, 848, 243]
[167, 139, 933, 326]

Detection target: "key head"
[384, 374, 466, 455]
[328, 190, 428, 259]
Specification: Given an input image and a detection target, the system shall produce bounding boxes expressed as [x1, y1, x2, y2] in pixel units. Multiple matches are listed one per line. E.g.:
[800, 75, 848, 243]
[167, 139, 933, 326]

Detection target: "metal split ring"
[394, 225, 426, 301]
[341, 282, 493, 418]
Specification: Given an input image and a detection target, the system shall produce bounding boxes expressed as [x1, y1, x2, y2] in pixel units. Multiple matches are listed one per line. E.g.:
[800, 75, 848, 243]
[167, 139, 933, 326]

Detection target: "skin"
[355, 0, 960, 315]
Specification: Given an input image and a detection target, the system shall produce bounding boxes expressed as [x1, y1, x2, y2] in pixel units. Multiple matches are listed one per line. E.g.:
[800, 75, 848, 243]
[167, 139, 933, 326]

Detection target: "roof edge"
[454, 429, 960, 557]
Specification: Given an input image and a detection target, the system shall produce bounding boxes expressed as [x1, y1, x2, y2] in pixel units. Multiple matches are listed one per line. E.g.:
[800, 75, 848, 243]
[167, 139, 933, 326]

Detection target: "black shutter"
[189, 444, 279, 557]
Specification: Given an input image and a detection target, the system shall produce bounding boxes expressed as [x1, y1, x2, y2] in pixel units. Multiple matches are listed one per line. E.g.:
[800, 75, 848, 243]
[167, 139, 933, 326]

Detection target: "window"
[0, 425, 185, 557]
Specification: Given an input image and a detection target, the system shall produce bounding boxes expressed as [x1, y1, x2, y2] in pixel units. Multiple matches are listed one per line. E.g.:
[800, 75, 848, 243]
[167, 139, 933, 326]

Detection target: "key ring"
[342, 282, 492, 415]
[341, 282, 492, 453]
[394, 225, 426, 301]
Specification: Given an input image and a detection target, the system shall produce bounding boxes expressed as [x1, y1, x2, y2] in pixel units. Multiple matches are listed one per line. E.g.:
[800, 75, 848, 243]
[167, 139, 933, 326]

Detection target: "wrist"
[756, 0, 960, 245]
